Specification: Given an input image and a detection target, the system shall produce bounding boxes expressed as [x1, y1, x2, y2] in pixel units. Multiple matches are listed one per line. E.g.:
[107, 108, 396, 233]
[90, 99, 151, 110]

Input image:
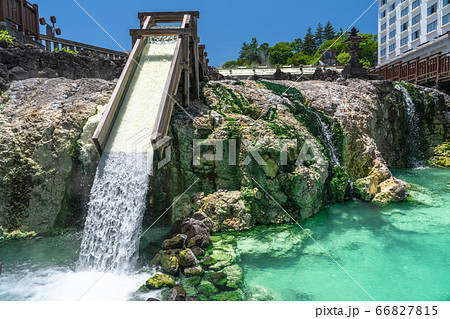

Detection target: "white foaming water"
[395, 84, 422, 167]
[78, 37, 177, 274]
[0, 266, 158, 301]
[311, 110, 340, 167]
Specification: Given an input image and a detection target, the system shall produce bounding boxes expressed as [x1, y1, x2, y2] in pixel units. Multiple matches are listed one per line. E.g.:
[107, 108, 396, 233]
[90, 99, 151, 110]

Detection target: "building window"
[381, 22, 387, 31]
[389, 3, 396, 11]
[389, 43, 396, 52]
[427, 3, 438, 16]
[401, 36, 409, 46]
[444, 0, 450, 7]
[412, 14, 421, 25]
[401, 7, 409, 17]
[381, 48, 387, 56]
[381, 35, 387, 44]
[389, 15, 397, 25]
[401, 21, 409, 31]
[381, 10, 386, 18]
[412, 0, 421, 10]
[444, 13, 450, 25]
[412, 30, 420, 40]
[389, 29, 396, 39]
[427, 20, 438, 32]
[380, 0, 386, 6]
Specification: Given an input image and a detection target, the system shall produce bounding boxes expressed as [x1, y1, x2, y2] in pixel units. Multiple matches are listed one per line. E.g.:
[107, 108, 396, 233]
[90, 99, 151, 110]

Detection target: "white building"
[378, 0, 450, 66]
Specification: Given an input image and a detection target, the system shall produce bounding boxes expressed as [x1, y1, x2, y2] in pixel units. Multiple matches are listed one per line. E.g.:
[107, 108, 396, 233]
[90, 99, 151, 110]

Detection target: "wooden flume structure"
[92, 11, 209, 155]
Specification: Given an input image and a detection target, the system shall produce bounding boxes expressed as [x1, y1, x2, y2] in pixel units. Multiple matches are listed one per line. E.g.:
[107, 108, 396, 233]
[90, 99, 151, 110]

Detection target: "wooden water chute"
[92, 11, 208, 155]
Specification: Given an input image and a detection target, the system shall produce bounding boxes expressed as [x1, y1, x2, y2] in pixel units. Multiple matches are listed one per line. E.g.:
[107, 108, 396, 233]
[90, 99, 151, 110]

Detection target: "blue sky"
[38, 0, 378, 65]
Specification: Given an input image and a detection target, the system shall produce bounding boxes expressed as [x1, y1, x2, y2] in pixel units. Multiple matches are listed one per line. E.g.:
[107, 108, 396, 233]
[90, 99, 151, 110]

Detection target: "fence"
[40, 34, 128, 60]
[0, 0, 39, 39]
[368, 52, 450, 85]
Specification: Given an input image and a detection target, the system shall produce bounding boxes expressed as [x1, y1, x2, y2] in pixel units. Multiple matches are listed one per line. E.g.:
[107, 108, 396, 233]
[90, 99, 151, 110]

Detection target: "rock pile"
[0, 41, 124, 91]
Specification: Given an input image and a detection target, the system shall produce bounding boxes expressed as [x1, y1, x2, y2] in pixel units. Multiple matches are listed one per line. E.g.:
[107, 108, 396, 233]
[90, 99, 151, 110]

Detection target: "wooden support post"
[191, 17, 200, 100]
[182, 33, 190, 107]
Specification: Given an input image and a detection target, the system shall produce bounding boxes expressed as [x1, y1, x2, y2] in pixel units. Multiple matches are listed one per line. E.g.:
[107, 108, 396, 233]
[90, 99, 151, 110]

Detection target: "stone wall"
[0, 41, 125, 91]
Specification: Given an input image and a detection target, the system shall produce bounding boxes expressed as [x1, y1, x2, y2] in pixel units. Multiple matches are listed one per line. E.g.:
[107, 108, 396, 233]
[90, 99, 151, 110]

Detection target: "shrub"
[54, 47, 79, 54]
[0, 30, 15, 45]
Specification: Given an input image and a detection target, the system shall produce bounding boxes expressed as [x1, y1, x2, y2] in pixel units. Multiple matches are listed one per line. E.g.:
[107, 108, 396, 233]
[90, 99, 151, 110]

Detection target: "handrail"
[40, 34, 127, 60]
[369, 51, 450, 85]
[92, 16, 153, 154]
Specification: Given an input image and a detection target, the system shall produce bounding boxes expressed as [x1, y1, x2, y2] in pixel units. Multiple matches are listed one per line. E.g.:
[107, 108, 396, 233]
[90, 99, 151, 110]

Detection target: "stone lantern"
[342, 27, 367, 78]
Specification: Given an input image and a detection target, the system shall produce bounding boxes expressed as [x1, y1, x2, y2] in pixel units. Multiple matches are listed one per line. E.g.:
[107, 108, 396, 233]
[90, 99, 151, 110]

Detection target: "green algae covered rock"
[208, 271, 227, 288]
[183, 266, 203, 277]
[428, 141, 450, 167]
[181, 275, 202, 287]
[222, 265, 243, 289]
[329, 165, 349, 203]
[209, 289, 245, 301]
[146, 274, 176, 289]
[160, 254, 179, 275]
[179, 248, 198, 267]
[197, 280, 218, 297]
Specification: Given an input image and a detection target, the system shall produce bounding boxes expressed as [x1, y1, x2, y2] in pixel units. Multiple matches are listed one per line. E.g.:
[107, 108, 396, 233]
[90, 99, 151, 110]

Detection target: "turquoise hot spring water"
[0, 168, 448, 301]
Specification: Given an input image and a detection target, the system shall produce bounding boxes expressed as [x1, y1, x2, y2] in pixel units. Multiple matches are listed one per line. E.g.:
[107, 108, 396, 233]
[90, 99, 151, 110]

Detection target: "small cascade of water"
[77, 36, 178, 274]
[77, 152, 152, 273]
[311, 110, 341, 167]
[395, 84, 422, 167]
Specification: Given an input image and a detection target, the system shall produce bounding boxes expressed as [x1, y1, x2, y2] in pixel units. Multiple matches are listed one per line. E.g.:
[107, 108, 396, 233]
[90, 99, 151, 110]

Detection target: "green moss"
[329, 165, 349, 203]
[232, 81, 245, 86]
[54, 47, 79, 54]
[67, 140, 82, 160]
[209, 289, 245, 301]
[197, 280, 219, 296]
[181, 275, 202, 287]
[394, 82, 423, 106]
[225, 118, 241, 139]
[146, 274, 176, 289]
[427, 141, 450, 167]
[0, 30, 15, 45]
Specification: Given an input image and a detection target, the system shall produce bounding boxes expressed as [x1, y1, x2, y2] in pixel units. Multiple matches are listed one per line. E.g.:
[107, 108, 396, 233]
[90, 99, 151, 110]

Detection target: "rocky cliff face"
[0, 78, 114, 233]
[0, 76, 448, 234]
[151, 79, 449, 232]
[0, 42, 124, 91]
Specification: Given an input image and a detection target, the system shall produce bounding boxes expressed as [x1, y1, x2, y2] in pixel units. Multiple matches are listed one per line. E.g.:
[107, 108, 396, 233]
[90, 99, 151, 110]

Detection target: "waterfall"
[77, 153, 152, 273]
[77, 37, 177, 273]
[395, 84, 422, 167]
[311, 110, 341, 167]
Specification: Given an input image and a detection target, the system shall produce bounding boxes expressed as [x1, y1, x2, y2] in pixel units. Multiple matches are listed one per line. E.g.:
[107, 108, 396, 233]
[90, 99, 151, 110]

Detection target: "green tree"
[287, 52, 314, 66]
[302, 27, 317, 56]
[323, 21, 336, 41]
[337, 52, 351, 65]
[315, 23, 324, 47]
[357, 33, 378, 67]
[239, 38, 261, 65]
[269, 42, 294, 65]
[223, 60, 240, 68]
[291, 38, 303, 53]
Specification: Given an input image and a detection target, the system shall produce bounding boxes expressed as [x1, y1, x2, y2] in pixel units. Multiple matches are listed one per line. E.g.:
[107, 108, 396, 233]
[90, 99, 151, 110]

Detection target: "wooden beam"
[130, 28, 191, 37]
[138, 11, 199, 22]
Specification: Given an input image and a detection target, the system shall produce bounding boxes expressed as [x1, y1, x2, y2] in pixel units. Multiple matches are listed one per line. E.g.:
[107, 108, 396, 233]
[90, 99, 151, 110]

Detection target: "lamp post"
[39, 16, 61, 38]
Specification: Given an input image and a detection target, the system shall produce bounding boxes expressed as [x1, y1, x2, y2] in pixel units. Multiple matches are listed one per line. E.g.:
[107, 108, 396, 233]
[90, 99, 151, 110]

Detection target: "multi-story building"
[378, 0, 450, 66]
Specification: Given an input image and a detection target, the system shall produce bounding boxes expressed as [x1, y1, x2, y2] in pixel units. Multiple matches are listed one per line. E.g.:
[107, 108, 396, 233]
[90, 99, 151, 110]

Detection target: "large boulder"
[162, 234, 187, 250]
[146, 274, 176, 289]
[164, 286, 187, 301]
[180, 218, 211, 247]
[178, 249, 198, 267]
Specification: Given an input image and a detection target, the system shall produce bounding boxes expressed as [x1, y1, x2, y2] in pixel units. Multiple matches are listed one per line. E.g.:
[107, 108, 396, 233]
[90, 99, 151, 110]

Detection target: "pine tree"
[315, 23, 324, 47]
[323, 21, 336, 41]
[239, 38, 260, 65]
[302, 27, 316, 56]
[291, 38, 303, 53]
